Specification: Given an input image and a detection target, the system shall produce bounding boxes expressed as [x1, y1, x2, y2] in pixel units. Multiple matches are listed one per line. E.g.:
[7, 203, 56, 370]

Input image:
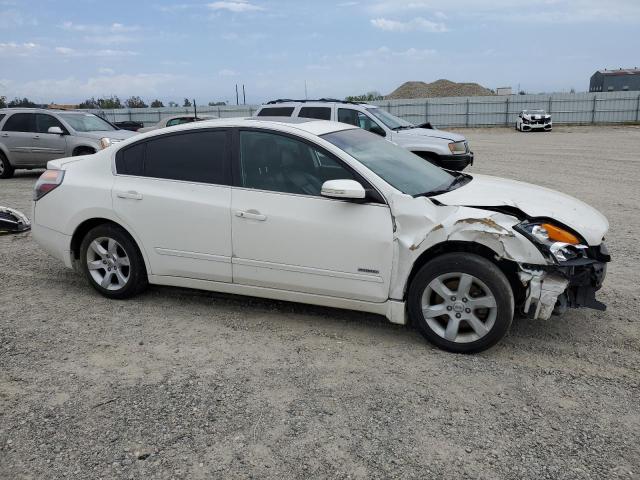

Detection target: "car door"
[0, 112, 37, 166]
[112, 128, 233, 282]
[231, 128, 394, 303]
[33, 114, 68, 162]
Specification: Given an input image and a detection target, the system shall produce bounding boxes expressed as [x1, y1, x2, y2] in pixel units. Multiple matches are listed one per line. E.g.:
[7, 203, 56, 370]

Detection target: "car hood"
[433, 174, 608, 245]
[80, 130, 138, 140]
[393, 127, 466, 143]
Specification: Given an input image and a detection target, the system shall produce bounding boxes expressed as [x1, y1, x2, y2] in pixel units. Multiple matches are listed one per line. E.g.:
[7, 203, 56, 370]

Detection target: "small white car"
[137, 114, 217, 133]
[31, 118, 610, 353]
[256, 100, 473, 171]
[516, 110, 552, 132]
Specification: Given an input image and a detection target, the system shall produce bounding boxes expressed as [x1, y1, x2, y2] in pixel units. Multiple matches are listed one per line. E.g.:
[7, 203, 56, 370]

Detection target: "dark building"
[589, 68, 640, 92]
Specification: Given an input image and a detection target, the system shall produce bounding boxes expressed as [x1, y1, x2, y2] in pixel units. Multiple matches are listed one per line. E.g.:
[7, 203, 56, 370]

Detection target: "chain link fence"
[87, 91, 640, 128]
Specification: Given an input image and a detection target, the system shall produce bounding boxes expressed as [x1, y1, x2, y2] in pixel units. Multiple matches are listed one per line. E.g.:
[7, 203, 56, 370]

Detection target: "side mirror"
[48, 126, 64, 135]
[321, 179, 366, 200]
[369, 125, 386, 137]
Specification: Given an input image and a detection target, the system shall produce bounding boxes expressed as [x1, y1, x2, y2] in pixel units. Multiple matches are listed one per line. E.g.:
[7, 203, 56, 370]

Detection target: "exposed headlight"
[448, 141, 467, 154]
[99, 137, 122, 149]
[522, 118, 530, 124]
[516, 221, 586, 262]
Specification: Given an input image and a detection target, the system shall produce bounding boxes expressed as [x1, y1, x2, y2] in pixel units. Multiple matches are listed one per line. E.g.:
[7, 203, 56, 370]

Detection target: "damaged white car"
[31, 118, 609, 353]
[516, 109, 552, 132]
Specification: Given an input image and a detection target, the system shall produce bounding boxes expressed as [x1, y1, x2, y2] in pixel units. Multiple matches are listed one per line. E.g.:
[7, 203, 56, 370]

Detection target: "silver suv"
[0, 109, 136, 178]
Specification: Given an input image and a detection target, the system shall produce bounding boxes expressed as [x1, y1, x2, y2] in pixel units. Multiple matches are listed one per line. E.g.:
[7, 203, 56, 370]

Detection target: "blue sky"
[1, 0, 639, 104]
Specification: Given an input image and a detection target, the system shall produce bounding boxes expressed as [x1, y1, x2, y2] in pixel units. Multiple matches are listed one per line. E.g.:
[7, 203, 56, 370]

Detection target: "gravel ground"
[1, 125, 639, 479]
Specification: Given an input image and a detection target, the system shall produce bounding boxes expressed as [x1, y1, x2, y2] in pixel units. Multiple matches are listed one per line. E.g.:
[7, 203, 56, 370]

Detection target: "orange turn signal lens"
[541, 223, 580, 244]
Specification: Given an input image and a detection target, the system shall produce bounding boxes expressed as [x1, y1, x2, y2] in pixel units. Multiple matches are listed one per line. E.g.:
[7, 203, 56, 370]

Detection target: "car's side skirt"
[148, 274, 407, 325]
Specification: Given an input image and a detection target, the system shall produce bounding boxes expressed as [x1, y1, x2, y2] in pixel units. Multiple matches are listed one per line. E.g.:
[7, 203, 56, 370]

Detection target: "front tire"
[79, 224, 148, 299]
[0, 152, 14, 179]
[407, 253, 514, 353]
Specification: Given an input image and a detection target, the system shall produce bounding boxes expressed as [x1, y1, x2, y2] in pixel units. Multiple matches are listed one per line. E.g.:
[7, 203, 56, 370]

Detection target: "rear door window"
[116, 130, 231, 185]
[2, 113, 36, 132]
[257, 107, 295, 117]
[298, 107, 331, 120]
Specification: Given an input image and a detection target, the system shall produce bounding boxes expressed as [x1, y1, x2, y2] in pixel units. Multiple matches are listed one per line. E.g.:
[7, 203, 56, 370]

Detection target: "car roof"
[132, 117, 356, 140]
[259, 100, 377, 109]
[0, 108, 97, 115]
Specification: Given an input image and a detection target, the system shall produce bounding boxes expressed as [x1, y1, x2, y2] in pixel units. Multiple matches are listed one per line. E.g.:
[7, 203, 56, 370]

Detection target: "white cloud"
[218, 68, 238, 76]
[0, 41, 39, 56]
[207, 0, 263, 12]
[0, 9, 37, 28]
[98, 67, 115, 74]
[7, 73, 181, 101]
[371, 17, 447, 32]
[54, 46, 138, 57]
[60, 21, 140, 34]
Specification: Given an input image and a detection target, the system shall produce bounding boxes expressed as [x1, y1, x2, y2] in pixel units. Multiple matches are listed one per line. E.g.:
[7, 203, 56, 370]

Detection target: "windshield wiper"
[391, 125, 415, 131]
[413, 173, 470, 197]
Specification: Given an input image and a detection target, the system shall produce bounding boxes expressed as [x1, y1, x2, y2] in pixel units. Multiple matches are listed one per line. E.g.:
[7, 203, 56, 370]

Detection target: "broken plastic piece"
[0, 206, 31, 234]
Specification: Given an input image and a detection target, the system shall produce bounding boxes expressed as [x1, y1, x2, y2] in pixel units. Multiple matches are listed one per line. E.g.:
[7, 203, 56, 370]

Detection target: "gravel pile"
[386, 79, 494, 99]
[1, 126, 639, 479]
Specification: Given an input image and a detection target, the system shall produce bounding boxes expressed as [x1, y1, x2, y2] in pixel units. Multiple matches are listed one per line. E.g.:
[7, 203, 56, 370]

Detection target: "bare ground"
[1, 125, 639, 479]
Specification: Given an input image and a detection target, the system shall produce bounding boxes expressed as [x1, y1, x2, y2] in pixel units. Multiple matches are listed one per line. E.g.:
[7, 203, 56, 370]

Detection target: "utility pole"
[304, 80, 308, 99]
[193, 99, 197, 118]
[235, 84, 239, 105]
[242, 84, 246, 105]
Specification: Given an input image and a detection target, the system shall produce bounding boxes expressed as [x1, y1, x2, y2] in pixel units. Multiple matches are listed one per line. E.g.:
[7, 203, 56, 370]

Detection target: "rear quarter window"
[257, 107, 295, 117]
[298, 107, 331, 120]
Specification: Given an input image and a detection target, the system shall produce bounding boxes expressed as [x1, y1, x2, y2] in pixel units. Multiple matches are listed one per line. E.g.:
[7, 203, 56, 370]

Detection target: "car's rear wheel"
[79, 224, 147, 299]
[407, 253, 514, 353]
[0, 152, 14, 179]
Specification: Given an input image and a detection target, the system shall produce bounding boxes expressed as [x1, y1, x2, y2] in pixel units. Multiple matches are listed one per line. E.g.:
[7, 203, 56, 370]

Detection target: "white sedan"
[32, 118, 610, 353]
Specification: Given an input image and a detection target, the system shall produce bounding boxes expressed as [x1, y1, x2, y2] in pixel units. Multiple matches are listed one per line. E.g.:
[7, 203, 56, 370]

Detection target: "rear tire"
[407, 253, 514, 353]
[79, 224, 148, 299]
[0, 152, 14, 179]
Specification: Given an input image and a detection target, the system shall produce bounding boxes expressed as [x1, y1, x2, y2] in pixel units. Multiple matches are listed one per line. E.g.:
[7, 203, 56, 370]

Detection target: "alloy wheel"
[421, 272, 497, 343]
[86, 236, 131, 290]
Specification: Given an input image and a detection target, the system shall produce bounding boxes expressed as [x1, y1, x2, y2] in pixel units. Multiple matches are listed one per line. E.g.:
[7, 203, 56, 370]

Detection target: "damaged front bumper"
[519, 244, 610, 320]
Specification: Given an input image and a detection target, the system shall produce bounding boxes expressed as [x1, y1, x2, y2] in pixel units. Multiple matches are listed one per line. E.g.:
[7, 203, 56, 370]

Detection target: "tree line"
[0, 95, 227, 110]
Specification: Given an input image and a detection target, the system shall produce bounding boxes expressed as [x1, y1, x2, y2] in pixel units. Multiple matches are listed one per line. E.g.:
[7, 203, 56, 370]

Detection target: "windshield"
[524, 110, 545, 114]
[367, 107, 414, 130]
[59, 113, 116, 132]
[322, 128, 455, 196]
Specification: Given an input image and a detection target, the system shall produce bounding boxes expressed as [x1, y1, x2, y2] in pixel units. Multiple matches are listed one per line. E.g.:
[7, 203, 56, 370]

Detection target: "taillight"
[34, 170, 65, 201]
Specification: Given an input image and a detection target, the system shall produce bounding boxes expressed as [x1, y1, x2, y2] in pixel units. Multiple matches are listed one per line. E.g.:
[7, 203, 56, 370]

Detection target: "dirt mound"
[386, 79, 494, 99]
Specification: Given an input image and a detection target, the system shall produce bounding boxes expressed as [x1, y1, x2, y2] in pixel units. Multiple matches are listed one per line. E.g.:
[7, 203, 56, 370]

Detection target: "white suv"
[255, 100, 474, 171]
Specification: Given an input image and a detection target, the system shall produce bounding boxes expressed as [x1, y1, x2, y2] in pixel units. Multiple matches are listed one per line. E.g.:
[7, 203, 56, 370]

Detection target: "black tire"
[79, 224, 148, 299]
[0, 152, 15, 179]
[407, 252, 514, 353]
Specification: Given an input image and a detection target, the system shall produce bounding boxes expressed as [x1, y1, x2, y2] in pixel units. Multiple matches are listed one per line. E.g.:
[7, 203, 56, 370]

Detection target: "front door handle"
[235, 210, 266, 221]
[32, 135, 40, 140]
[116, 190, 143, 200]
[1, 133, 9, 138]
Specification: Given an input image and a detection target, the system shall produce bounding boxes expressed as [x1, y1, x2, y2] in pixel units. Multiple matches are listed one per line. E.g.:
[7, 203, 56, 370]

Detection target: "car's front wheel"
[407, 253, 514, 353]
[79, 224, 148, 299]
[0, 152, 14, 179]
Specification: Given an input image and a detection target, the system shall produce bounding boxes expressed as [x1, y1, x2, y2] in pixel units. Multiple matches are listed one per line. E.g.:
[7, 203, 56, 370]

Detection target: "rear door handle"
[32, 135, 40, 139]
[235, 210, 266, 221]
[116, 190, 143, 200]
[1, 134, 9, 138]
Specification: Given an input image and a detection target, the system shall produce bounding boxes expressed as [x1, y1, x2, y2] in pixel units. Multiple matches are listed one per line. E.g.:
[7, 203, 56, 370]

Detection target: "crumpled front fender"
[387, 193, 549, 300]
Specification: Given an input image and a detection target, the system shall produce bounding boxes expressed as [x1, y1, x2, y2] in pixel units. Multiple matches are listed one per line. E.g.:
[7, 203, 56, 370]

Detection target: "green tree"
[150, 99, 164, 108]
[97, 96, 123, 109]
[168, 101, 178, 107]
[345, 91, 384, 102]
[78, 97, 99, 109]
[208, 101, 226, 106]
[183, 98, 192, 107]
[0, 96, 6, 108]
[8, 97, 37, 108]
[125, 96, 147, 108]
